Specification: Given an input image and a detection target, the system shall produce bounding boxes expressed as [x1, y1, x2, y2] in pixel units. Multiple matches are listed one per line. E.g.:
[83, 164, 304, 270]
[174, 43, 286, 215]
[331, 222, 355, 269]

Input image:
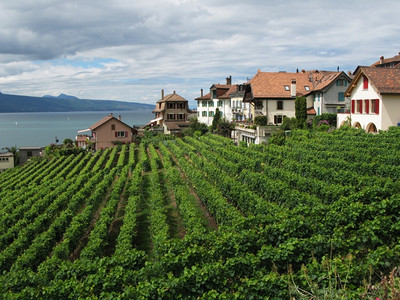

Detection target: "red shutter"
[375, 99, 379, 114]
[363, 76, 368, 89]
[115, 131, 117, 137]
[365, 99, 369, 114]
[351, 100, 355, 114]
[359, 100, 363, 114]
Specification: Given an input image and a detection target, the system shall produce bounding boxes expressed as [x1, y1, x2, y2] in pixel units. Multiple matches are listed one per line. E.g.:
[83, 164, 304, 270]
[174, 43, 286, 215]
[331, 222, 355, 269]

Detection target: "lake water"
[0, 110, 154, 149]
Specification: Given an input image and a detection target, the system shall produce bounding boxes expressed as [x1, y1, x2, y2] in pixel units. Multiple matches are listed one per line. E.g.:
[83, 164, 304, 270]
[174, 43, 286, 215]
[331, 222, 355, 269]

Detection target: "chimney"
[173, 90, 176, 94]
[291, 79, 296, 97]
[201, 88, 203, 97]
[161, 89, 164, 99]
[118, 115, 121, 121]
[110, 113, 113, 117]
[226, 76, 232, 85]
[380, 56, 384, 64]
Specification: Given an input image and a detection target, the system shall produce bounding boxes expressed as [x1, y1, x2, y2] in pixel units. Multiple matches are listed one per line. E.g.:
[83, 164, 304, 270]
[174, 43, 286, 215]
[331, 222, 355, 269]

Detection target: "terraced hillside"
[1, 128, 400, 298]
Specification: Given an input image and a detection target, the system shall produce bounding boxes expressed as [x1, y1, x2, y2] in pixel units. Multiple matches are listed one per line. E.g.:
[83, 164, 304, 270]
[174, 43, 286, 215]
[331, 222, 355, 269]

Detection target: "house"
[19, 146, 42, 164]
[243, 69, 352, 125]
[371, 52, 400, 68]
[337, 66, 400, 132]
[0, 152, 14, 171]
[308, 70, 352, 115]
[195, 76, 250, 125]
[76, 113, 135, 150]
[151, 90, 192, 134]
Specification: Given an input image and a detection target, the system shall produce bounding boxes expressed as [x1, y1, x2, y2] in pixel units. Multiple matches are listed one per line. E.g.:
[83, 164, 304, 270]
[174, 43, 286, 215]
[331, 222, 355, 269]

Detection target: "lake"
[0, 110, 154, 149]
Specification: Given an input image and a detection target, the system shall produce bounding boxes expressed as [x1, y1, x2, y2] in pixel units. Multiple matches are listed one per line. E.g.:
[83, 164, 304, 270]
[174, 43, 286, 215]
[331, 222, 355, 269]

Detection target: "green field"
[1, 128, 400, 299]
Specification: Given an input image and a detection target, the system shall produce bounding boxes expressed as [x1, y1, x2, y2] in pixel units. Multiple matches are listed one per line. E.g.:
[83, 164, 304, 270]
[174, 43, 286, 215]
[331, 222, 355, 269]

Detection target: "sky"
[0, 0, 399, 108]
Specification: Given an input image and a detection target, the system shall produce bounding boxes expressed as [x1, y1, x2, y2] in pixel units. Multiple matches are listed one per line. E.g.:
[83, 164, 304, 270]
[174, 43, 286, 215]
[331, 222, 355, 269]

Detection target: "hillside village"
[75, 51, 400, 149]
[2, 52, 400, 171]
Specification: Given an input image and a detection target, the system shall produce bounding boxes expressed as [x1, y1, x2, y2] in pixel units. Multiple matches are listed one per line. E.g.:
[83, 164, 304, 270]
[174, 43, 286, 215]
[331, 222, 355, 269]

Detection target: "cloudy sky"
[0, 0, 399, 107]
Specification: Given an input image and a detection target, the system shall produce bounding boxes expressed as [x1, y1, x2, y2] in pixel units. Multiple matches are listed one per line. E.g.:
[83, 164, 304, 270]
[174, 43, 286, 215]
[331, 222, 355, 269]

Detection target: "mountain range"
[0, 92, 154, 113]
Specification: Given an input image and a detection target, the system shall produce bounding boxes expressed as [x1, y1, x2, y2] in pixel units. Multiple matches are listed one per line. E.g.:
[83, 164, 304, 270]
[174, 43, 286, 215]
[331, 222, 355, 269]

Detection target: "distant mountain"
[0, 92, 154, 113]
[43, 93, 80, 100]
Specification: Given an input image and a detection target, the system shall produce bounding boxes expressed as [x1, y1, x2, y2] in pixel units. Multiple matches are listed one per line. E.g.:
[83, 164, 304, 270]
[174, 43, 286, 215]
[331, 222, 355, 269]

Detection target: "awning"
[77, 128, 91, 133]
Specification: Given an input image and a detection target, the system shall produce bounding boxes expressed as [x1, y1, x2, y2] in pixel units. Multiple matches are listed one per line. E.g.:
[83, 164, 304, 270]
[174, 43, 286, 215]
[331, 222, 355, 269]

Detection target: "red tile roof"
[371, 53, 400, 67]
[89, 114, 132, 130]
[346, 66, 400, 96]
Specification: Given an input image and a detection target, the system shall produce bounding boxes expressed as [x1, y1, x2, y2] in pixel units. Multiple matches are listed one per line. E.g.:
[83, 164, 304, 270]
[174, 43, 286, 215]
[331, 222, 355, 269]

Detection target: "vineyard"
[1, 127, 400, 298]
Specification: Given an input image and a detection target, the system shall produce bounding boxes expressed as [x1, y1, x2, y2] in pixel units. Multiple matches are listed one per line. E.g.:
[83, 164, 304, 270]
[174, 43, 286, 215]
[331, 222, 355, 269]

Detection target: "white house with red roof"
[195, 76, 250, 126]
[337, 66, 400, 132]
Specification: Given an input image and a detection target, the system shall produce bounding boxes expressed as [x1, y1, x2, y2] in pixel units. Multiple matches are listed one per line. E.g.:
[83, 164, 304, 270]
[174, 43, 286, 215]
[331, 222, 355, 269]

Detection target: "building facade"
[337, 66, 400, 132]
[151, 90, 191, 134]
[0, 152, 14, 171]
[76, 113, 134, 150]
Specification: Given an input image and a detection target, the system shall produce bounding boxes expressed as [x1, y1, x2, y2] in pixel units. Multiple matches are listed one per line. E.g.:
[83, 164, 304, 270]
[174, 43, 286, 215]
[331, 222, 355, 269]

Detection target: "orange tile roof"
[248, 71, 312, 98]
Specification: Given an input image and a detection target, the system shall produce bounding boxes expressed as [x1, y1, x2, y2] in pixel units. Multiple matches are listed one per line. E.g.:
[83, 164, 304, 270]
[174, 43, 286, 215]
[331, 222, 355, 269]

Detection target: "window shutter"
[351, 100, 355, 114]
[363, 76, 368, 89]
[375, 99, 379, 114]
[274, 115, 277, 124]
[115, 132, 118, 137]
[365, 99, 369, 114]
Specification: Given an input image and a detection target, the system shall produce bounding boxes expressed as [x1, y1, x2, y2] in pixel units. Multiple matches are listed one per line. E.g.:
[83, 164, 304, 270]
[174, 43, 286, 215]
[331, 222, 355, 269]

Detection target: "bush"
[254, 116, 268, 126]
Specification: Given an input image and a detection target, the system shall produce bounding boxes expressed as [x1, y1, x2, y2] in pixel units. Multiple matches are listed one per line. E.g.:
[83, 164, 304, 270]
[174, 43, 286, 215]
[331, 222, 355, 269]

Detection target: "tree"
[295, 96, 307, 128]
[216, 119, 235, 138]
[183, 117, 208, 136]
[63, 138, 74, 148]
[211, 108, 222, 131]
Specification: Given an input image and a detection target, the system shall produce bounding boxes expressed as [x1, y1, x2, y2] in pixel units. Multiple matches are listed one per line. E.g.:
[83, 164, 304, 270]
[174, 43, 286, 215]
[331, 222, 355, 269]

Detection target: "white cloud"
[0, 0, 399, 106]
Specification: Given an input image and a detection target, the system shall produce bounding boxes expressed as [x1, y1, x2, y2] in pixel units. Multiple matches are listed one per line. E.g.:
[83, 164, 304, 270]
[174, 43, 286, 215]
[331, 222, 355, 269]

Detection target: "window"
[209, 111, 214, 117]
[27, 151, 33, 157]
[336, 79, 347, 86]
[202, 101, 207, 107]
[115, 131, 127, 138]
[284, 85, 290, 91]
[356, 100, 363, 113]
[277, 100, 283, 110]
[177, 114, 185, 120]
[371, 99, 379, 114]
[111, 124, 115, 130]
[363, 76, 368, 89]
[274, 115, 283, 124]
[338, 92, 345, 102]
[208, 101, 214, 107]
[212, 90, 217, 99]
[202, 111, 207, 117]
[217, 100, 223, 107]
[178, 102, 185, 109]
[365, 99, 369, 114]
[168, 113, 175, 120]
[168, 102, 175, 109]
